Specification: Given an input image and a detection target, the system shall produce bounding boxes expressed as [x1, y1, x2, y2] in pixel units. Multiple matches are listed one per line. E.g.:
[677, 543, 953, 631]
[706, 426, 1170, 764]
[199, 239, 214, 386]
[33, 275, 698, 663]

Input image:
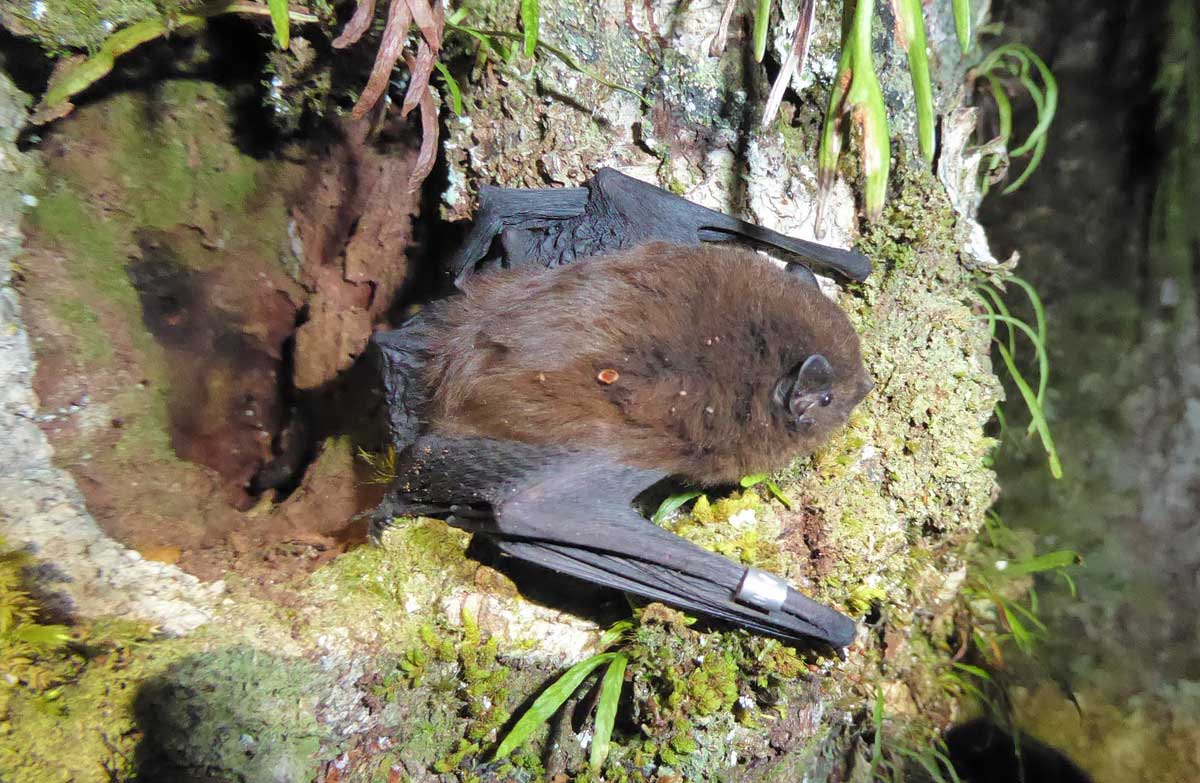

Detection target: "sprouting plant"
[494, 619, 632, 770]
[740, 473, 795, 510]
[650, 471, 793, 526]
[959, 511, 1080, 665]
[965, 545, 1080, 658]
[864, 687, 964, 782]
[652, 489, 705, 525]
[812, 0, 960, 223]
[971, 43, 1058, 195]
[818, 0, 890, 222]
[974, 275, 1062, 479]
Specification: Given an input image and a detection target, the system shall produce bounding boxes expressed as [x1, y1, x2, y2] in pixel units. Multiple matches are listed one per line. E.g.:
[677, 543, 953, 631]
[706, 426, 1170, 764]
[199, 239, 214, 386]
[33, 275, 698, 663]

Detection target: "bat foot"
[367, 511, 397, 544]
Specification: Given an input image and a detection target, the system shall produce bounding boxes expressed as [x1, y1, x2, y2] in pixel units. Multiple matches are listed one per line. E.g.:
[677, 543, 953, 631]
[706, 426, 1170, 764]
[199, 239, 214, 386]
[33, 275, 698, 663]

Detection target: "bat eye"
[819, 393, 833, 407]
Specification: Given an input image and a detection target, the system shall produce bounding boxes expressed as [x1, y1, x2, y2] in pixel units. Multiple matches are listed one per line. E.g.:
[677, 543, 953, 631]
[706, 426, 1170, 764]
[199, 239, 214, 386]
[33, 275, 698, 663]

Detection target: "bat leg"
[452, 184, 590, 283]
[368, 498, 454, 542]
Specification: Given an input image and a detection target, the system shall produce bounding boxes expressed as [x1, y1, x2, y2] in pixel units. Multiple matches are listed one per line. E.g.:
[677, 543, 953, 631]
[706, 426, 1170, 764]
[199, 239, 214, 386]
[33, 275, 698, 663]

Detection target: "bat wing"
[380, 435, 857, 647]
[451, 168, 871, 285]
[369, 312, 436, 450]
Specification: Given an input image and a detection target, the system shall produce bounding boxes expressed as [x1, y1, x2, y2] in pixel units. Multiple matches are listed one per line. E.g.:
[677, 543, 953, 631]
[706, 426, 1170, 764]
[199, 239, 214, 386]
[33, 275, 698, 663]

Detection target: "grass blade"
[952, 0, 971, 53]
[434, 61, 464, 114]
[598, 619, 633, 649]
[652, 491, 703, 524]
[951, 662, 991, 680]
[1003, 550, 1080, 576]
[986, 75, 1013, 144]
[521, 0, 539, 57]
[268, 0, 290, 49]
[494, 652, 617, 759]
[740, 474, 794, 509]
[982, 313, 1049, 410]
[753, 0, 771, 62]
[589, 653, 627, 769]
[1010, 51, 1057, 156]
[1003, 133, 1047, 193]
[896, 0, 934, 163]
[867, 686, 885, 780]
[994, 341, 1062, 478]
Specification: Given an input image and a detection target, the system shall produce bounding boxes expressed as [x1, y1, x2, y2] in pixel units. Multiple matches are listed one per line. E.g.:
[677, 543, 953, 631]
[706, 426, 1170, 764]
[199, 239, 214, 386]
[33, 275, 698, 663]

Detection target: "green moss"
[25, 78, 294, 475]
[47, 298, 113, 364]
[29, 185, 138, 315]
[857, 164, 961, 271]
[313, 518, 475, 606]
[0, 540, 74, 697]
[135, 646, 336, 781]
[104, 82, 265, 235]
[571, 610, 825, 779]
[666, 491, 786, 574]
[0, 539, 193, 783]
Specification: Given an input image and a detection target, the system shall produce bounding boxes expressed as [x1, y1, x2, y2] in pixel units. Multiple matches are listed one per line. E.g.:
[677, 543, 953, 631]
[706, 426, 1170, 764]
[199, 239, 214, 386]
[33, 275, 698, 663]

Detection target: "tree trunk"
[0, 1, 1006, 780]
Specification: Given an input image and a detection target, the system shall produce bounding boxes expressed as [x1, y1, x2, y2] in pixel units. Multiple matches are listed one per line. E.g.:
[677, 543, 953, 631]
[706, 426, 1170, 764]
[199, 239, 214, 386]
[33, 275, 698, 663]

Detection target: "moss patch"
[136, 646, 338, 781]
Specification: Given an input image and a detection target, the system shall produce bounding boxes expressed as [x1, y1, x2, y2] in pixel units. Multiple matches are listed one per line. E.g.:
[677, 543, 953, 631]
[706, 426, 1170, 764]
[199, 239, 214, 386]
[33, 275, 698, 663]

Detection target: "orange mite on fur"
[597, 368, 620, 384]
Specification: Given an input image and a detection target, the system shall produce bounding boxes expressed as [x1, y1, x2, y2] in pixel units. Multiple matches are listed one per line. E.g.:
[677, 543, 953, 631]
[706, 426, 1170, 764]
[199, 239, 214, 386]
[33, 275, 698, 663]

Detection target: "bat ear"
[786, 263, 819, 288]
[796, 354, 834, 391]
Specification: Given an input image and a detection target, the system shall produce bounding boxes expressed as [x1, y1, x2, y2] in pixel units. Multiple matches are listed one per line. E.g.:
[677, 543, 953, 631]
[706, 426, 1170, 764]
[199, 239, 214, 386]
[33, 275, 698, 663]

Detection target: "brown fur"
[421, 243, 871, 484]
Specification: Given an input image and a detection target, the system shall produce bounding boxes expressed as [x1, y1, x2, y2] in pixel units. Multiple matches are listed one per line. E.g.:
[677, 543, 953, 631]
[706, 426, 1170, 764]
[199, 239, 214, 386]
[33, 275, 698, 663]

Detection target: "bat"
[945, 719, 1093, 783]
[370, 170, 873, 648]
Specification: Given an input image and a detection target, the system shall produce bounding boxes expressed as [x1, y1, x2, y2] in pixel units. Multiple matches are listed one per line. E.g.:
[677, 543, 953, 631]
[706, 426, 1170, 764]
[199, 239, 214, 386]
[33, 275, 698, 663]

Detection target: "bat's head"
[772, 352, 873, 440]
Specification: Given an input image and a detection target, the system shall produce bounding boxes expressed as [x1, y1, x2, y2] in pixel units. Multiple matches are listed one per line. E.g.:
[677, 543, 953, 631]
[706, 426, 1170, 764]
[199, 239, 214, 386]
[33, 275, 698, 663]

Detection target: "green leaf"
[1059, 568, 1078, 597]
[521, 0, 539, 57]
[979, 318, 1062, 478]
[598, 619, 633, 649]
[985, 75, 1013, 145]
[895, 0, 934, 163]
[493, 652, 617, 759]
[42, 17, 206, 109]
[951, 662, 992, 681]
[739, 474, 794, 509]
[952, 0, 971, 53]
[652, 491, 703, 525]
[819, 0, 889, 220]
[434, 62, 464, 114]
[867, 686, 885, 780]
[268, 0, 290, 49]
[1003, 549, 1080, 576]
[753, 0, 771, 62]
[589, 653, 626, 769]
